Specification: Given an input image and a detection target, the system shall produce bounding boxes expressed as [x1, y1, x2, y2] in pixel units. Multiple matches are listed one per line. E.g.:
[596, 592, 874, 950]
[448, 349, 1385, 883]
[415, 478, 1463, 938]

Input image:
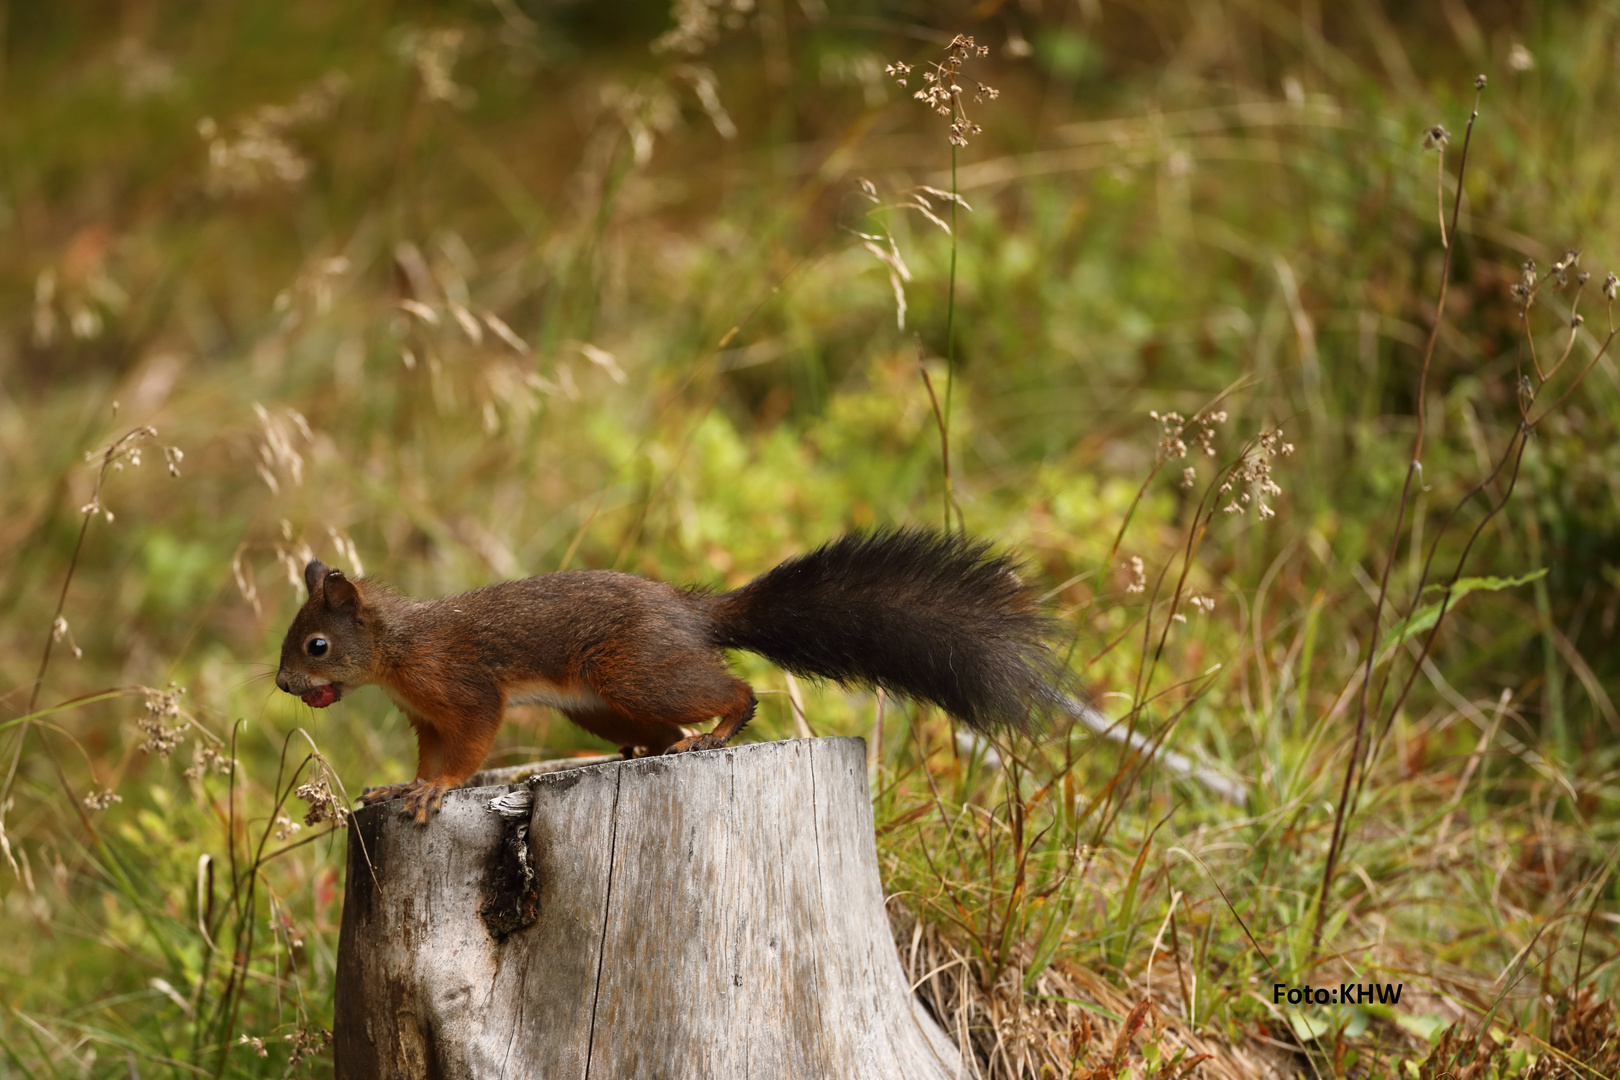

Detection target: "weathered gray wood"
[335, 736, 962, 1079]
[464, 754, 618, 789]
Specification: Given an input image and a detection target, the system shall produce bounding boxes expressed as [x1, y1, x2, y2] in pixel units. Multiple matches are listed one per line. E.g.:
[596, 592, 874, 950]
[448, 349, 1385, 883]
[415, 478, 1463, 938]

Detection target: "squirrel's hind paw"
[663, 732, 730, 755]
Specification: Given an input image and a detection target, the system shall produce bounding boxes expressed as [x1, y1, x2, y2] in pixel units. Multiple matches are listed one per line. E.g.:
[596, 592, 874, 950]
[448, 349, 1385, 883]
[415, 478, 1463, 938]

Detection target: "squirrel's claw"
[401, 779, 451, 825]
[356, 779, 449, 823]
[358, 781, 417, 806]
[664, 732, 730, 755]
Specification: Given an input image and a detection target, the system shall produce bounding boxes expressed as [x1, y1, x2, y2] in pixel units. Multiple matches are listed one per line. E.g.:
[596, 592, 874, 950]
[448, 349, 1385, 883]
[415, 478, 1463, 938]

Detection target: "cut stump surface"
[335, 735, 962, 1079]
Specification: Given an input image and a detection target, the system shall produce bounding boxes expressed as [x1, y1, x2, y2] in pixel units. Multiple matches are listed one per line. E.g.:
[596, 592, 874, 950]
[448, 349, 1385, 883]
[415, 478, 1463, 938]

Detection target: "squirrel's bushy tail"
[706, 528, 1068, 732]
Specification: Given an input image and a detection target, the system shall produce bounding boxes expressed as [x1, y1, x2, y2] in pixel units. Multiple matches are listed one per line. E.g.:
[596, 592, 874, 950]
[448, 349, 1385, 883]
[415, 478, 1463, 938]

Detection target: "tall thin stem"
[5, 431, 153, 839]
[1312, 81, 1483, 956]
[942, 143, 959, 534]
[27, 497, 95, 714]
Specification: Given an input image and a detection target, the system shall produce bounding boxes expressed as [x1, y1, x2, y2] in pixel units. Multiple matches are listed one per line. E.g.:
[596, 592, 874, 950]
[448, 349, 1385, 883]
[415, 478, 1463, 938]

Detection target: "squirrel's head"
[275, 561, 377, 708]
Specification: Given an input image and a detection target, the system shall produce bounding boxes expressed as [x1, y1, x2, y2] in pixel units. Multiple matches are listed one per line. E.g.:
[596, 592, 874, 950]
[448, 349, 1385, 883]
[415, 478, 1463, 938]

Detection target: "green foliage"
[1381, 568, 1550, 657]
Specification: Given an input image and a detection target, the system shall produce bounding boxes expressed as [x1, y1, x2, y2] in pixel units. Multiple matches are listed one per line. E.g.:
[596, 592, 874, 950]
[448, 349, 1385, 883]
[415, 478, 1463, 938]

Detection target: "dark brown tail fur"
[705, 528, 1068, 732]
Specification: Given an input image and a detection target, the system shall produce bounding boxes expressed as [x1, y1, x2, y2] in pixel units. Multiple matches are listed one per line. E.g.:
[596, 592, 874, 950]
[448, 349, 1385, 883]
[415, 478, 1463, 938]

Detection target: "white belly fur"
[504, 679, 610, 713]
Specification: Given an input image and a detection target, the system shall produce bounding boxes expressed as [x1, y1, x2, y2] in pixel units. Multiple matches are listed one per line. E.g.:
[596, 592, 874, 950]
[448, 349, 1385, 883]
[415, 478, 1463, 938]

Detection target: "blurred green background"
[3, 1, 1619, 1077]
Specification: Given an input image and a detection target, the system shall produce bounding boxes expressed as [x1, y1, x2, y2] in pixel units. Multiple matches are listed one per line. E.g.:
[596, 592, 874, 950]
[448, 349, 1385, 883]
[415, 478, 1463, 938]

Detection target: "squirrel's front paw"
[358, 782, 417, 806]
[400, 779, 451, 825]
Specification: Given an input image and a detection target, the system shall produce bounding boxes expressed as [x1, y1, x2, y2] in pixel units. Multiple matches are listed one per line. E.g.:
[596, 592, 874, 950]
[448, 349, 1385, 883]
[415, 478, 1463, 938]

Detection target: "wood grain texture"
[335, 736, 963, 1079]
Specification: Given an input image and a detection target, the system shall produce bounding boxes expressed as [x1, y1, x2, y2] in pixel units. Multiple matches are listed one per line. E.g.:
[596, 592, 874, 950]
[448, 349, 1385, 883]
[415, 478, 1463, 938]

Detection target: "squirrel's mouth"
[300, 684, 342, 708]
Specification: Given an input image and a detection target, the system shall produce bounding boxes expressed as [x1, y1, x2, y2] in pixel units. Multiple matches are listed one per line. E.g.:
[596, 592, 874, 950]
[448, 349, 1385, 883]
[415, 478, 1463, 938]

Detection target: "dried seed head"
[282, 1028, 333, 1069]
[1195, 420, 1220, 456]
[296, 778, 350, 827]
[76, 426, 183, 529]
[653, 0, 756, 56]
[137, 684, 187, 756]
[201, 74, 345, 196]
[409, 27, 474, 106]
[1149, 410, 1188, 460]
[947, 119, 982, 146]
[1423, 125, 1450, 150]
[50, 616, 83, 659]
[1219, 429, 1293, 521]
[1604, 273, 1618, 301]
[84, 789, 122, 811]
[1552, 250, 1580, 287]
[1124, 555, 1146, 595]
[182, 743, 236, 781]
[902, 34, 996, 147]
[254, 403, 312, 493]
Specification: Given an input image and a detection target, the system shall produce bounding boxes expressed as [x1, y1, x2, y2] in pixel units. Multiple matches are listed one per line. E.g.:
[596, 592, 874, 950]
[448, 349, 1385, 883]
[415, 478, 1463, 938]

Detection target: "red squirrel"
[275, 528, 1067, 823]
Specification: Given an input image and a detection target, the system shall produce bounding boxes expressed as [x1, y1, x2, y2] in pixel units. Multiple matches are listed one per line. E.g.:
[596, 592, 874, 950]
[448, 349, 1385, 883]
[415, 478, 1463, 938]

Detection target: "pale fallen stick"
[1063, 697, 1248, 804]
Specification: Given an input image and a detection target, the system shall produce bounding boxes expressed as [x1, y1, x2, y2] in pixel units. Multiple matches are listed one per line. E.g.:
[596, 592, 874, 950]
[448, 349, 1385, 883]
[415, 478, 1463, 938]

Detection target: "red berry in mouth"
[301, 685, 338, 708]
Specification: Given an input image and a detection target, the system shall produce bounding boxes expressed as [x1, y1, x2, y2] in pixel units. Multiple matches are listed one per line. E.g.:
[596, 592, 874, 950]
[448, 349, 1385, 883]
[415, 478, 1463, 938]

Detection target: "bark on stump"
[334, 735, 962, 1079]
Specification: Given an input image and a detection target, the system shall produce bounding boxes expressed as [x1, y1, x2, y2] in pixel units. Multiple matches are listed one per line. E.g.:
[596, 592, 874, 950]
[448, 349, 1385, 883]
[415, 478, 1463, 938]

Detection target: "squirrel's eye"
[307, 637, 329, 658]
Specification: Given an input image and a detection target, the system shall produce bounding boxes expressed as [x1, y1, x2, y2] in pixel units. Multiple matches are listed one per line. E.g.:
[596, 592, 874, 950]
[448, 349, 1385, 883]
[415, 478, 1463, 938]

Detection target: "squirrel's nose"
[275, 671, 291, 693]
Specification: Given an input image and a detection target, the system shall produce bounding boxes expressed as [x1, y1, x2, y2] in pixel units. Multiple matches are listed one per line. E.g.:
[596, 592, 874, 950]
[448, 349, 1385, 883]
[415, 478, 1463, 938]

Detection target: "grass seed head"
[283, 1028, 333, 1069]
[1124, 555, 1146, 594]
[137, 684, 187, 756]
[296, 779, 350, 827]
[409, 28, 474, 106]
[200, 74, 345, 196]
[182, 744, 235, 781]
[653, 0, 754, 56]
[83, 789, 122, 812]
[1219, 428, 1293, 520]
[50, 616, 82, 659]
[893, 34, 996, 147]
[1149, 410, 1188, 459]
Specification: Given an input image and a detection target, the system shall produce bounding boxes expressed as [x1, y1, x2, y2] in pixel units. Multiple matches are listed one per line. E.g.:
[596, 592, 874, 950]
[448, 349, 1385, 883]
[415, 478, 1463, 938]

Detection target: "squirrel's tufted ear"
[304, 560, 329, 599]
[323, 568, 360, 610]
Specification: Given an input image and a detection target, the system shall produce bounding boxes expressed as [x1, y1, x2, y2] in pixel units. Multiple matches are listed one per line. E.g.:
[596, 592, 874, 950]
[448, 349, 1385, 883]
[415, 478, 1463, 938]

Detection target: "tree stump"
[334, 736, 962, 1079]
